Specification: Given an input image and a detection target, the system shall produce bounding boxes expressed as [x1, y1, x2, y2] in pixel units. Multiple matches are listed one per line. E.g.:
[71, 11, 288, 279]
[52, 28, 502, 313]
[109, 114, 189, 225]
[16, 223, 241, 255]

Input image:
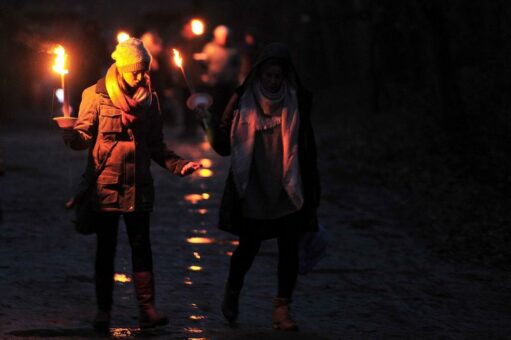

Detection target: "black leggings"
[94, 212, 153, 310]
[228, 219, 300, 300]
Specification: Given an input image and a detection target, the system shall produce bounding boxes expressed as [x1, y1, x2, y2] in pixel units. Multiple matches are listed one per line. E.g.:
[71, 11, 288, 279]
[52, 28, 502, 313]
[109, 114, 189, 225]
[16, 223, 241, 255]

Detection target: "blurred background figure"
[238, 30, 261, 85]
[170, 18, 207, 140]
[194, 25, 239, 119]
[141, 30, 175, 125]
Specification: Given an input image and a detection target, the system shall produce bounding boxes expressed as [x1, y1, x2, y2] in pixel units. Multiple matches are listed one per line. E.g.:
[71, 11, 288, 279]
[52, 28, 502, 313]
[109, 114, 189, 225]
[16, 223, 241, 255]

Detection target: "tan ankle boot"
[272, 297, 298, 331]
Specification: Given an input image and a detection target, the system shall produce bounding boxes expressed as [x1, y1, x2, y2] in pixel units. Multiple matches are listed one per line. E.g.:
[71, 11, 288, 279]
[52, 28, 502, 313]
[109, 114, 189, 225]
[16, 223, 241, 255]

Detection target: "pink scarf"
[105, 64, 152, 126]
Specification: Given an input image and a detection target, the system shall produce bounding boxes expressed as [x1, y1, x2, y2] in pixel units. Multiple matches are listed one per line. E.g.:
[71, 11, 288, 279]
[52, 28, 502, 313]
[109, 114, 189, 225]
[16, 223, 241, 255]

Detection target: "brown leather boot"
[221, 282, 240, 323]
[133, 271, 169, 329]
[272, 297, 298, 331]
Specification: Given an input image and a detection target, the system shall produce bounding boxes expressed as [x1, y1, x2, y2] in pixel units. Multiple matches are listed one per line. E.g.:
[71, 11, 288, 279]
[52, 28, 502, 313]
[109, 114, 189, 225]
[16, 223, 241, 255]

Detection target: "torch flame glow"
[117, 32, 130, 43]
[191, 19, 205, 36]
[52, 45, 68, 75]
[173, 49, 183, 68]
[114, 273, 132, 283]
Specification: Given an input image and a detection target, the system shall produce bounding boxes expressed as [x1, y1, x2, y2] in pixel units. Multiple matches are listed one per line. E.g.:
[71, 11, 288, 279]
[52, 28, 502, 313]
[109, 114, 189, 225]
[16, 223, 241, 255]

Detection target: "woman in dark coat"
[62, 38, 200, 331]
[196, 43, 320, 331]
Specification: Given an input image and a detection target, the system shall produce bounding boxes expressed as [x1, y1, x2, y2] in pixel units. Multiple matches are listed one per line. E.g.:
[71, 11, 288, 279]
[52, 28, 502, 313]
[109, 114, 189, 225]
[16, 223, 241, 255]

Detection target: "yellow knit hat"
[111, 38, 152, 73]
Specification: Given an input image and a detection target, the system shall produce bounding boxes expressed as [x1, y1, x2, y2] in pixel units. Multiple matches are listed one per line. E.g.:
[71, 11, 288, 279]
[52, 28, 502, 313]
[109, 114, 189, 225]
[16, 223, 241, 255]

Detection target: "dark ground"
[0, 114, 510, 339]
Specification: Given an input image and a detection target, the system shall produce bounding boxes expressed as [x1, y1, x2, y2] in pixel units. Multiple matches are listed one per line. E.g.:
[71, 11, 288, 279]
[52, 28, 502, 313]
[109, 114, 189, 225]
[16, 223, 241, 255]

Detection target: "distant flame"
[52, 45, 68, 75]
[193, 252, 201, 259]
[114, 273, 132, 283]
[117, 32, 130, 43]
[184, 277, 193, 285]
[188, 265, 202, 271]
[173, 49, 183, 68]
[191, 19, 205, 36]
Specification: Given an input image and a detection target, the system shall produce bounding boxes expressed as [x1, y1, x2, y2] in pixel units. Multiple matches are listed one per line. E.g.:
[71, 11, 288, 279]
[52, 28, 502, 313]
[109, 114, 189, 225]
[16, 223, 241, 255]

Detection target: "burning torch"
[52, 45, 77, 129]
[172, 49, 212, 129]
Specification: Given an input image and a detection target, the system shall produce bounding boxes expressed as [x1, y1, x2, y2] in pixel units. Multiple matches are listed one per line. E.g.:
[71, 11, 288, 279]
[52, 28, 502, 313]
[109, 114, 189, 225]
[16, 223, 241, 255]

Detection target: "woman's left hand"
[181, 161, 202, 176]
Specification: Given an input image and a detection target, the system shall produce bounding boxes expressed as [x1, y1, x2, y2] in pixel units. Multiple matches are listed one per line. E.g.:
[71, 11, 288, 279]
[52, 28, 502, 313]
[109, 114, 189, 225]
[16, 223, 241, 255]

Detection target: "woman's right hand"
[61, 128, 76, 144]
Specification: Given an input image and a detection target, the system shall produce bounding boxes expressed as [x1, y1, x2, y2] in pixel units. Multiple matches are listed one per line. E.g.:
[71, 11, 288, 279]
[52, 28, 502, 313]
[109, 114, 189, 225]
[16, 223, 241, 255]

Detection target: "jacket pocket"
[96, 170, 120, 205]
[99, 108, 123, 133]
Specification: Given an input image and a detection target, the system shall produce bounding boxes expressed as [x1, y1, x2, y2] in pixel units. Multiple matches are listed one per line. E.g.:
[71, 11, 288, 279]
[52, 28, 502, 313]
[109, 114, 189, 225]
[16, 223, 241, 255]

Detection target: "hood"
[239, 42, 304, 92]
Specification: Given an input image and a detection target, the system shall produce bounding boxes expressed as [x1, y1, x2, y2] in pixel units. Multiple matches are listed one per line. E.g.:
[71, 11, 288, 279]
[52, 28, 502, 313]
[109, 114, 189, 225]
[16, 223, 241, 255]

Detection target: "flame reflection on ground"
[110, 327, 140, 338]
[199, 158, 212, 168]
[184, 193, 210, 204]
[197, 168, 213, 177]
[187, 237, 214, 244]
[113, 273, 132, 283]
[189, 315, 207, 321]
[184, 327, 203, 334]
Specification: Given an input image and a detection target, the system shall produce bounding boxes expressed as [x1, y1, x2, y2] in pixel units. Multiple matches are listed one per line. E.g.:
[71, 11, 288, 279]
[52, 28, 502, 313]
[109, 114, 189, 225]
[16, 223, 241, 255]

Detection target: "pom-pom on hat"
[111, 38, 152, 73]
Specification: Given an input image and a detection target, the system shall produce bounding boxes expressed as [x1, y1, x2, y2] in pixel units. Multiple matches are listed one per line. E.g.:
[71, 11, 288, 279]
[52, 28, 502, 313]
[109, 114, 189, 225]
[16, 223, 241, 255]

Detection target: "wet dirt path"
[0, 125, 510, 339]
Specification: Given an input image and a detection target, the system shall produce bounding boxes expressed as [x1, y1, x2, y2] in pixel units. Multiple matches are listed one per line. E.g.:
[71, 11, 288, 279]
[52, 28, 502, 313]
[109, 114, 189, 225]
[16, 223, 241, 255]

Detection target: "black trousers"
[227, 212, 301, 300]
[94, 212, 153, 310]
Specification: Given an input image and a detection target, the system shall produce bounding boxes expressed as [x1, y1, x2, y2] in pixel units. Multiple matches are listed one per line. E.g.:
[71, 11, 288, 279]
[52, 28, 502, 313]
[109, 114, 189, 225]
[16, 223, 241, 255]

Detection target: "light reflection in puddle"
[188, 265, 202, 271]
[193, 252, 201, 259]
[188, 208, 209, 215]
[189, 315, 207, 321]
[110, 327, 141, 338]
[113, 273, 132, 283]
[184, 277, 193, 285]
[184, 327, 204, 334]
[197, 168, 213, 177]
[184, 193, 210, 204]
[200, 141, 211, 151]
[187, 237, 214, 244]
[199, 158, 212, 168]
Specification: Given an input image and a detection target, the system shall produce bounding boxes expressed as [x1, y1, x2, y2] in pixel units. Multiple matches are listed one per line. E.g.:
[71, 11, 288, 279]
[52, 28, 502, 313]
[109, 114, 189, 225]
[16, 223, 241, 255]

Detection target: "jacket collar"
[95, 77, 108, 96]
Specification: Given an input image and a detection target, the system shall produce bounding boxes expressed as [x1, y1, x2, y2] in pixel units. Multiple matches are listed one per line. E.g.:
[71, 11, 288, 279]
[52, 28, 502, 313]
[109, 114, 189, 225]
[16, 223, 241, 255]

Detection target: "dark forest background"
[1, 0, 510, 267]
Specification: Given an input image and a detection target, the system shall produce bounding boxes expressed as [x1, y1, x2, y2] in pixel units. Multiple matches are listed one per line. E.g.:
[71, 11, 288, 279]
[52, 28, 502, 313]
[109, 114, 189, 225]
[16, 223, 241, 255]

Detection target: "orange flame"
[191, 19, 205, 36]
[117, 32, 130, 43]
[114, 273, 132, 283]
[52, 45, 68, 75]
[173, 49, 183, 68]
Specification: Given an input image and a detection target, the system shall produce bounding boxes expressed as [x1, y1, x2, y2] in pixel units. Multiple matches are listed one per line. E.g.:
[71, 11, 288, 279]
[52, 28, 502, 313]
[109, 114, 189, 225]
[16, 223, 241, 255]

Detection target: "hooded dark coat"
[204, 43, 321, 235]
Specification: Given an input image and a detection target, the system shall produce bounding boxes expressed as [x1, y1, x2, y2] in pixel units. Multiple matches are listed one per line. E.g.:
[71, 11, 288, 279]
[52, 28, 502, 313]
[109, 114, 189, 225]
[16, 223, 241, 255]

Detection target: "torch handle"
[61, 74, 70, 117]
